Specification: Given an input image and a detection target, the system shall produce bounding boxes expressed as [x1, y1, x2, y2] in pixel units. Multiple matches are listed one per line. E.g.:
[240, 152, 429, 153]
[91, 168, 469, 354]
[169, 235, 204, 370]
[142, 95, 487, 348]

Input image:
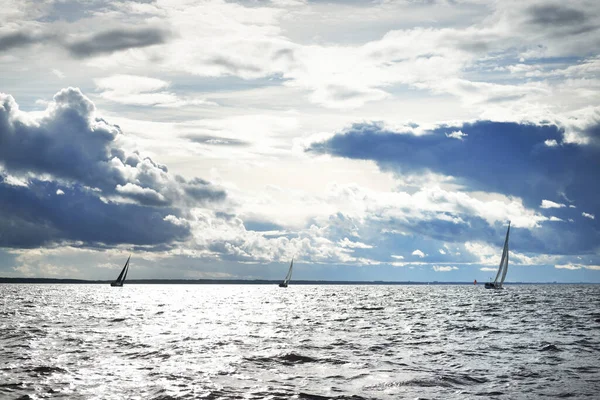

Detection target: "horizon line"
[0, 277, 595, 285]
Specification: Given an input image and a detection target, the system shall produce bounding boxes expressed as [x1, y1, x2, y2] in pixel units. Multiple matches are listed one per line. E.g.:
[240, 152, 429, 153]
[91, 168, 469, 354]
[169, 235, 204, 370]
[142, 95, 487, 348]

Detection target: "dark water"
[1, 284, 599, 399]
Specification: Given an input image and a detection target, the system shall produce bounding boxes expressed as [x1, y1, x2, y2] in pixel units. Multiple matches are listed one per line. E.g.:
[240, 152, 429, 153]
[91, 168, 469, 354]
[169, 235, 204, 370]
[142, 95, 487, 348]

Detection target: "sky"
[1, 0, 599, 282]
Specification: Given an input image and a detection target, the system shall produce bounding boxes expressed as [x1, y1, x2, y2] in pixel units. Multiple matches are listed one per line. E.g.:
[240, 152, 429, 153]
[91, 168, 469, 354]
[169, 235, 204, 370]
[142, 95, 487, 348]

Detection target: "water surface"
[1, 284, 599, 399]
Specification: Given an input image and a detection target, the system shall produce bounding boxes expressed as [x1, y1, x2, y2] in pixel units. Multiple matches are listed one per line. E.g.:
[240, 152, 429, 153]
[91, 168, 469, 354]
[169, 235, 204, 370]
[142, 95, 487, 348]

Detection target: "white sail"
[279, 259, 294, 287]
[284, 259, 293, 284]
[491, 222, 510, 288]
[493, 241, 506, 284]
[499, 228, 510, 286]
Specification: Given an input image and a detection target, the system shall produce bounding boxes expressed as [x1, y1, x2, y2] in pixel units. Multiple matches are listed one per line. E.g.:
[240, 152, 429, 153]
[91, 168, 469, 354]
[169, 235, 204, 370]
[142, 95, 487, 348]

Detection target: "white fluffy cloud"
[555, 264, 600, 270]
[541, 199, 566, 209]
[433, 265, 458, 272]
[445, 130, 467, 140]
[412, 249, 426, 258]
[181, 209, 375, 265]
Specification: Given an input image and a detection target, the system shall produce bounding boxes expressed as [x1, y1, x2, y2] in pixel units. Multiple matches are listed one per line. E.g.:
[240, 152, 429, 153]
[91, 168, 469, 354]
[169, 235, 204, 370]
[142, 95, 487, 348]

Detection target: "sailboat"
[110, 255, 131, 287]
[278, 259, 294, 288]
[485, 222, 510, 290]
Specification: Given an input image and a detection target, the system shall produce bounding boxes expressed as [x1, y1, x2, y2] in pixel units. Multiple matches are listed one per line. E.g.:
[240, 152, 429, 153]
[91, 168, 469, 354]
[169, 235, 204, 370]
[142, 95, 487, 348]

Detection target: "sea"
[1, 284, 599, 399]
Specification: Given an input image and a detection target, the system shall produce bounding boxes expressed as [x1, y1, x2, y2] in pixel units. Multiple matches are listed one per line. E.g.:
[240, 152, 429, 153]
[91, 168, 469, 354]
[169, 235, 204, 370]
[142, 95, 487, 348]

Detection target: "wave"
[245, 352, 347, 366]
[298, 392, 373, 400]
[25, 366, 67, 375]
[539, 344, 561, 352]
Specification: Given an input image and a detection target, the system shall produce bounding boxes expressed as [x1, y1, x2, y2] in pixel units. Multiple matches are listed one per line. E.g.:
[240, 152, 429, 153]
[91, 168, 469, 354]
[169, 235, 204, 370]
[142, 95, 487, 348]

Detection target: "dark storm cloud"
[0, 31, 42, 52]
[0, 88, 120, 190]
[66, 27, 170, 58]
[307, 121, 600, 254]
[0, 177, 190, 249]
[307, 121, 594, 209]
[526, 5, 597, 36]
[184, 134, 249, 147]
[1, 26, 169, 58]
[528, 5, 587, 26]
[0, 88, 226, 207]
[184, 178, 227, 203]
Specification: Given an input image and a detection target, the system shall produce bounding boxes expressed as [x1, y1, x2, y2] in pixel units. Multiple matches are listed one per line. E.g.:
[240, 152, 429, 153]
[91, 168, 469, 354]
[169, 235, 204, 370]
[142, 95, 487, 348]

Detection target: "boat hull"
[278, 283, 288, 288]
[110, 282, 123, 287]
[484, 282, 502, 289]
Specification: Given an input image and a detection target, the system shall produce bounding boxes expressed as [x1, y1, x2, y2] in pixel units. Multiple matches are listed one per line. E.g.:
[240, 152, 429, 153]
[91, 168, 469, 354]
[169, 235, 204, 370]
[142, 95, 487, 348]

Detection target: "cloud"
[95, 74, 216, 108]
[184, 134, 249, 147]
[1, 26, 171, 60]
[52, 69, 65, 79]
[5, 0, 600, 116]
[445, 130, 467, 140]
[0, 90, 393, 264]
[233, 177, 592, 267]
[338, 237, 373, 249]
[307, 121, 571, 210]
[412, 249, 425, 258]
[555, 264, 600, 270]
[307, 120, 600, 254]
[480, 267, 497, 272]
[4, 0, 589, 118]
[0, 88, 230, 250]
[554, 264, 600, 271]
[555, 264, 581, 270]
[0, 88, 226, 207]
[115, 183, 169, 206]
[181, 208, 370, 265]
[318, 181, 544, 252]
[1, 88, 119, 185]
[96, 74, 169, 94]
[541, 200, 566, 209]
[0, 31, 41, 52]
[76, 2, 472, 108]
[4, 175, 27, 187]
[527, 5, 587, 29]
[0, 176, 190, 248]
[582, 212, 595, 219]
[66, 27, 170, 58]
[183, 178, 227, 204]
[432, 265, 458, 272]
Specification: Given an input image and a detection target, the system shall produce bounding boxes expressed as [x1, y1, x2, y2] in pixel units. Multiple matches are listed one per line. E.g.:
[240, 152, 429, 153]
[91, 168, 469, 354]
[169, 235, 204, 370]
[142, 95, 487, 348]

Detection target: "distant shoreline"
[0, 277, 594, 285]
